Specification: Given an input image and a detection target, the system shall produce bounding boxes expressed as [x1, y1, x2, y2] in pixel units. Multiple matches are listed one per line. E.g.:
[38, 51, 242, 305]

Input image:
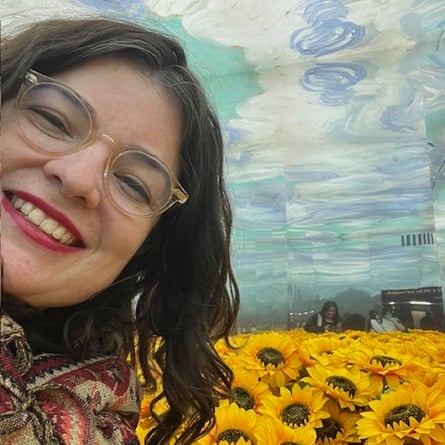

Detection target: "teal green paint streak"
[426, 108, 445, 143]
[140, 16, 260, 120]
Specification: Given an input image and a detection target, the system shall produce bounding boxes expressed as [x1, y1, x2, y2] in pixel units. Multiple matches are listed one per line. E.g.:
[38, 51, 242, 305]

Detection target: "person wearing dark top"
[304, 301, 342, 333]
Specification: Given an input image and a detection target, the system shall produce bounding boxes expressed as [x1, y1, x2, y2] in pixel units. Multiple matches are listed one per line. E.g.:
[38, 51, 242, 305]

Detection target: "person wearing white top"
[369, 306, 406, 332]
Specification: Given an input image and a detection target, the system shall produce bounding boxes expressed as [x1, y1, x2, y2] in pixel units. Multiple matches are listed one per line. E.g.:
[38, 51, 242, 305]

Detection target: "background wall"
[3, 0, 444, 330]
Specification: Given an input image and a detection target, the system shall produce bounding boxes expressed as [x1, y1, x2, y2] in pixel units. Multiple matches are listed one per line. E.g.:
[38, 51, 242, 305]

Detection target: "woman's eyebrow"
[48, 85, 93, 115]
[125, 147, 168, 173]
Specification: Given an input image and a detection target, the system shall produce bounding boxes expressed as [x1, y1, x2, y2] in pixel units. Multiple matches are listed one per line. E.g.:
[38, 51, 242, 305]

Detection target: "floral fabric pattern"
[0, 312, 140, 445]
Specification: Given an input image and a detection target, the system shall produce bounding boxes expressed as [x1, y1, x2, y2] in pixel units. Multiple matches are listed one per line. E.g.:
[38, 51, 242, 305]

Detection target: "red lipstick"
[2, 191, 84, 253]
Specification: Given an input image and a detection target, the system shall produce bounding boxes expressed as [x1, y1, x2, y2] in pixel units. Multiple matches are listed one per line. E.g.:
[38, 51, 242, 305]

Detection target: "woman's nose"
[42, 142, 110, 208]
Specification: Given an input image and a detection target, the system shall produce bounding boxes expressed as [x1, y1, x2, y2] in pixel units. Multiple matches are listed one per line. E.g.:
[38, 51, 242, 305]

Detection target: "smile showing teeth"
[11, 195, 78, 246]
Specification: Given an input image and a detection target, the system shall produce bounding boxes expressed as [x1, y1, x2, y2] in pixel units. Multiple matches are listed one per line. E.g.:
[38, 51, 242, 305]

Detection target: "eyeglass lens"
[17, 79, 178, 216]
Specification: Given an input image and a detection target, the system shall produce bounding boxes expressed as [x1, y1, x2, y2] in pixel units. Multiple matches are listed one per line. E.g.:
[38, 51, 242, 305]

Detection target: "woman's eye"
[115, 174, 151, 204]
[26, 107, 72, 138]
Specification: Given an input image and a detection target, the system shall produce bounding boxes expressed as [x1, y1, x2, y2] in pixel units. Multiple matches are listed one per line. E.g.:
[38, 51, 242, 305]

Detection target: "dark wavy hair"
[1, 17, 240, 444]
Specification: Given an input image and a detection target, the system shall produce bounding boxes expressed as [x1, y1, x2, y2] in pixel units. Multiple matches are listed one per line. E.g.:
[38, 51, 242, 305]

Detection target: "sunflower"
[227, 368, 271, 412]
[239, 332, 302, 389]
[420, 367, 445, 388]
[136, 376, 170, 441]
[196, 402, 258, 445]
[136, 392, 171, 442]
[136, 395, 154, 442]
[254, 417, 317, 445]
[285, 330, 318, 368]
[136, 328, 445, 444]
[315, 400, 360, 445]
[260, 382, 329, 429]
[355, 347, 419, 391]
[323, 335, 370, 369]
[399, 330, 445, 363]
[215, 334, 249, 359]
[435, 375, 445, 391]
[302, 333, 346, 364]
[357, 379, 445, 445]
[303, 364, 378, 411]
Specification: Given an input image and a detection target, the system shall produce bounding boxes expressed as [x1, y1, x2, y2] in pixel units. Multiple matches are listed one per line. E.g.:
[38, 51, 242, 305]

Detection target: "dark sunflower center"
[230, 387, 255, 410]
[281, 403, 310, 427]
[384, 404, 426, 426]
[217, 429, 251, 443]
[257, 347, 284, 367]
[316, 418, 344, 439]
[326, 376, 357, 397]
[371, 355, 402, 366]
[403, 440, 422, 445]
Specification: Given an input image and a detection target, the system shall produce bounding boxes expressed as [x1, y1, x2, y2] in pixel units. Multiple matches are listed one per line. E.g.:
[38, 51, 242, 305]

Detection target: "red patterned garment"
[0, 312, 141, 444]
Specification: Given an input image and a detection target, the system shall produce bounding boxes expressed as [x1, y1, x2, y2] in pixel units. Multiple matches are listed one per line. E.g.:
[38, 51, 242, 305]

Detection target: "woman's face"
[325, 306, 337, 319]
[1, 57, 183, 308]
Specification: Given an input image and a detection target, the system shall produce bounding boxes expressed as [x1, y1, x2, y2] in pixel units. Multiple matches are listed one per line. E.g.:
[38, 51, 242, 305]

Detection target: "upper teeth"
[11, 196, 77, 246]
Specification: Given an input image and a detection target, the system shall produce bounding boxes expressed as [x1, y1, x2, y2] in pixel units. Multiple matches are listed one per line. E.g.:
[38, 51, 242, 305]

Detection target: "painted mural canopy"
[2, 0, 444, 329]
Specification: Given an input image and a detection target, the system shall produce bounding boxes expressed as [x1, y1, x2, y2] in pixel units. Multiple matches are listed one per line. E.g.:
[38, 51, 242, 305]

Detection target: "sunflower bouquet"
[137, 329, 445, 445]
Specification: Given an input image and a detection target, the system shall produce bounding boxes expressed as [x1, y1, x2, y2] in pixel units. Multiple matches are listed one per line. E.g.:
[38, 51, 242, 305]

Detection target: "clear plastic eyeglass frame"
[15, 69, 189, 217]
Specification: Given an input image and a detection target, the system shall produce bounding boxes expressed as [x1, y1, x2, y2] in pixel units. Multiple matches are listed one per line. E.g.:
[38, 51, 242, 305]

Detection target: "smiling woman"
[0, 17, 239, 445]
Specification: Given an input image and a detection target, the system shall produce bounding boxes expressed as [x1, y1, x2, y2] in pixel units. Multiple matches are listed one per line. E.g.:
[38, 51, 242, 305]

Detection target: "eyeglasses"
[15, 69, 189, 217]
